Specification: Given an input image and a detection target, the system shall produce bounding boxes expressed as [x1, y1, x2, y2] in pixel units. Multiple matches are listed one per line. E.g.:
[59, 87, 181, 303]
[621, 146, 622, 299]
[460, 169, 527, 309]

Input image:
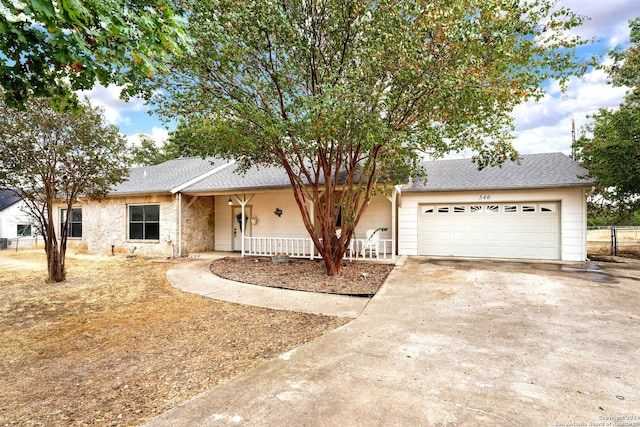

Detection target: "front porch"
[242, 235, 395, 262]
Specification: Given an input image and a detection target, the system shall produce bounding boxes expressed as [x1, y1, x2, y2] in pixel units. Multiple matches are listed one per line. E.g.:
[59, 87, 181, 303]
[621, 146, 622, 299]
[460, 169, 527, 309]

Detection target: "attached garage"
[418, 201, 559, 260]
[398, 153, 593, 262]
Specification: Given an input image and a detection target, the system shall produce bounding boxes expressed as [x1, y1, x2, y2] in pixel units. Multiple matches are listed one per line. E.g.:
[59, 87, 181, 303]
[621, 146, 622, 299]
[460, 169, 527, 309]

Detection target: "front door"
[232, 206, 251, 252]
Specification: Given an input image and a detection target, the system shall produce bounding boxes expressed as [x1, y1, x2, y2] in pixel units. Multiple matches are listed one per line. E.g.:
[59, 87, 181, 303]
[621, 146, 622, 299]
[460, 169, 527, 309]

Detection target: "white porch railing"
[243, 236, 394, 262]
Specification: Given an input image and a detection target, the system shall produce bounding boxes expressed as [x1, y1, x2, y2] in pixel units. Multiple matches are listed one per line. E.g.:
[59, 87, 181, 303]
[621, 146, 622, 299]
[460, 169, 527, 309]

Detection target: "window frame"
[128, 204, 160, 241]
[61, 207, 83, 238]
[17, 224, 31, 237]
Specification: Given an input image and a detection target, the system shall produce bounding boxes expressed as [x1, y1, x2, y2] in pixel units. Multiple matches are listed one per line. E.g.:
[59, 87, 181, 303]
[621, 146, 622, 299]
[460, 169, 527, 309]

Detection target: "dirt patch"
[0, 250, 348, 426]
[209, 256, 394, 297]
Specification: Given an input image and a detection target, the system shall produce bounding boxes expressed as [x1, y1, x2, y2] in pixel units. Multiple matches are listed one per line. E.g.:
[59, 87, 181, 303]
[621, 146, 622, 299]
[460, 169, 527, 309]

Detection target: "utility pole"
[570, 118, 576, 159]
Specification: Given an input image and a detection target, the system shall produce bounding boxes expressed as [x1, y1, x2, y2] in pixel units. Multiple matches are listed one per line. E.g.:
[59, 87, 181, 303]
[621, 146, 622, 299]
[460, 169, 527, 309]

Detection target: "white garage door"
[419, 202, 559, 260]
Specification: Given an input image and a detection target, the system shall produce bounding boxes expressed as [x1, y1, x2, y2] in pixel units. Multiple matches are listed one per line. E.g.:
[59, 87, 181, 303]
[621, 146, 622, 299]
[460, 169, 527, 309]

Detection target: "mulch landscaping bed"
[209, 256, 394, 297]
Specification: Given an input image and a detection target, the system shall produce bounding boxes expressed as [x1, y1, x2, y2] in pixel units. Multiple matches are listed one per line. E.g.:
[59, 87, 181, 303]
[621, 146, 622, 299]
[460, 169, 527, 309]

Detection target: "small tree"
[154, 0, 590, 275]
[0, 97, 130, 281]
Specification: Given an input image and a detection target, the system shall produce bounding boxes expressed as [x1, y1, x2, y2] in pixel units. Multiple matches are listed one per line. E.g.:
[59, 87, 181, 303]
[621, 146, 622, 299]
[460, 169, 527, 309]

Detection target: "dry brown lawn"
[0, 249, 348, 426]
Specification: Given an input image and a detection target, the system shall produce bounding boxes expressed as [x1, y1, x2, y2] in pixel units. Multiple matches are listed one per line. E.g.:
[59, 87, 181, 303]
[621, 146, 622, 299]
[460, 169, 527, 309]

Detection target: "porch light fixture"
[228, 197, 232, 206]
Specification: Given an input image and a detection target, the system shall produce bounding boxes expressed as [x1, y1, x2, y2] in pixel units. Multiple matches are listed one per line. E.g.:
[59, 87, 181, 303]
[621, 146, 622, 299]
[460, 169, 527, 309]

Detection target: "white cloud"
[560, 0, 640, 46]
[126, 127, 170, 147]
[512, 68, 628, 154]
[509, 1, 638, 155]
[78, 84, 146, 126]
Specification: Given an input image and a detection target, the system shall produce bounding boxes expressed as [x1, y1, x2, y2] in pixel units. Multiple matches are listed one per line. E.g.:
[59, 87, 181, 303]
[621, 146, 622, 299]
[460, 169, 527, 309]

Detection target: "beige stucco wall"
[398, 186, 589, 261]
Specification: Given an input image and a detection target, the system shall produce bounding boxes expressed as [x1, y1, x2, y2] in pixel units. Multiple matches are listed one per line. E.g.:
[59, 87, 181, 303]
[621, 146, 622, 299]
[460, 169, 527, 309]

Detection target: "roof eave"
[403, 182, 594, 193]
[106, 190, 175, 197]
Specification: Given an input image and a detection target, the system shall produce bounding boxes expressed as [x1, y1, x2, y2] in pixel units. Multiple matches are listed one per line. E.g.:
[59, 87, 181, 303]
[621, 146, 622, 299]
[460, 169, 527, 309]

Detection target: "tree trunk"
[46, 241, 65, 282]
[317, 234, 348, 276]
[44, 205, 66, 282]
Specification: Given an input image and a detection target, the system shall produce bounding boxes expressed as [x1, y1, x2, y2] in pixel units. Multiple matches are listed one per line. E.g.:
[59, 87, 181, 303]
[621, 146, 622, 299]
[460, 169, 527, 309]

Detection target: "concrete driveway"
[144, 257, 640, 426]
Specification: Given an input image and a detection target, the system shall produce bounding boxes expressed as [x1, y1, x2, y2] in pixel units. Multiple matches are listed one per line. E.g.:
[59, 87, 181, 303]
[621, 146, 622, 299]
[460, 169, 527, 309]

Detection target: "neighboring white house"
[0, 190, 38, 250]
[58, 152, 593, 262]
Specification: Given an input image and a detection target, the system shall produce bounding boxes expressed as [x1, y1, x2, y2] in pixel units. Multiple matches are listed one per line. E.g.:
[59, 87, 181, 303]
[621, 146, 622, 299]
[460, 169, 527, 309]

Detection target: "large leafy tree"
[153, 0, 589, 275]
[0, 0, 190, 109]
[576, 17, 640, 221]
[0, 98, 130, 282]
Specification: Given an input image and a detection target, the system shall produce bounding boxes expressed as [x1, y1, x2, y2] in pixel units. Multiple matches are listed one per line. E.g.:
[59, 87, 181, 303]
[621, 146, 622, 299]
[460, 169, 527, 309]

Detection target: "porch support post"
[233, 194, 255, 257]
[386, 187, 399, 262]
[391, 189, 397, 262]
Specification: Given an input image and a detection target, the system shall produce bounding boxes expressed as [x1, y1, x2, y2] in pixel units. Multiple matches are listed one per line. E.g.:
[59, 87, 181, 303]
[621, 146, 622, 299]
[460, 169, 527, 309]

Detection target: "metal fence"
[0, 236, 39, 251]
[587, 226, 640, 256]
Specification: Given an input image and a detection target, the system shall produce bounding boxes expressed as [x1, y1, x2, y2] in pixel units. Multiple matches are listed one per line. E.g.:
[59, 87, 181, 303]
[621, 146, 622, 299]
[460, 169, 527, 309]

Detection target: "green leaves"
[0, 0, 192, 109]
[576, 17, 640, 221]
[151, 0, 590, 273]
[0, 97, 131, 201]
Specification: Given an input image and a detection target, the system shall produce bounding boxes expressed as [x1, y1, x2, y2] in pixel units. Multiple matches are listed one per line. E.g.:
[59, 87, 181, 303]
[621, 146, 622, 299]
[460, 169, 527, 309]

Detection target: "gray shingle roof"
[111, 157, 227, 195]
[0, 189, 21, 211]
[183, 163, 292, 193]
[109, 152, 592, 196]
[404, 152, 592, 192]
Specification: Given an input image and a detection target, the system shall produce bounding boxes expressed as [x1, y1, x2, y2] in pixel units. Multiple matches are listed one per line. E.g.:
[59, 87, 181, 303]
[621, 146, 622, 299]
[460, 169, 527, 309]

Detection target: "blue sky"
[80, 0, 640, 157]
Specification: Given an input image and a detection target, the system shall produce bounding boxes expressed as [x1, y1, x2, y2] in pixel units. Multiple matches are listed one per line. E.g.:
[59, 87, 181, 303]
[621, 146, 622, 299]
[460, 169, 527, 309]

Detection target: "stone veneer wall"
[180, 195, 215, 255]
[63, 194, 178, 257]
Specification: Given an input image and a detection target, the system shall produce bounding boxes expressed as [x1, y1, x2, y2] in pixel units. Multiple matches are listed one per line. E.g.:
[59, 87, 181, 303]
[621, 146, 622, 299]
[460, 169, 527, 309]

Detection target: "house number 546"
[479, 195, 491, 200]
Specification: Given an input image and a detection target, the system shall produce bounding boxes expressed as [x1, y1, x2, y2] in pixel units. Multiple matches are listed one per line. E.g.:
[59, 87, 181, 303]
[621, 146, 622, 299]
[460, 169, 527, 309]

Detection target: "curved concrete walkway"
[166, 254, 372, 318]
[146, 257, 640, 426]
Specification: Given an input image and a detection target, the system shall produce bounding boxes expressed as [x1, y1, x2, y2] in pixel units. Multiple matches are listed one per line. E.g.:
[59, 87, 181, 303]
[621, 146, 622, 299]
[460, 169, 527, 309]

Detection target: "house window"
[61, 208, 82, 237]
[486, 205, 499, 213]
[437, 206, 449, 213]
[17, 224, 31, 237]
[470, 205, 482, 213]
[504, 205, 517, 213]
[423, 206, 434, 214]
[540, 203, 556, 213]
[129, 205, 160, 240]
[453, 206, 465, 213]
[522, 205, 536, 212]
